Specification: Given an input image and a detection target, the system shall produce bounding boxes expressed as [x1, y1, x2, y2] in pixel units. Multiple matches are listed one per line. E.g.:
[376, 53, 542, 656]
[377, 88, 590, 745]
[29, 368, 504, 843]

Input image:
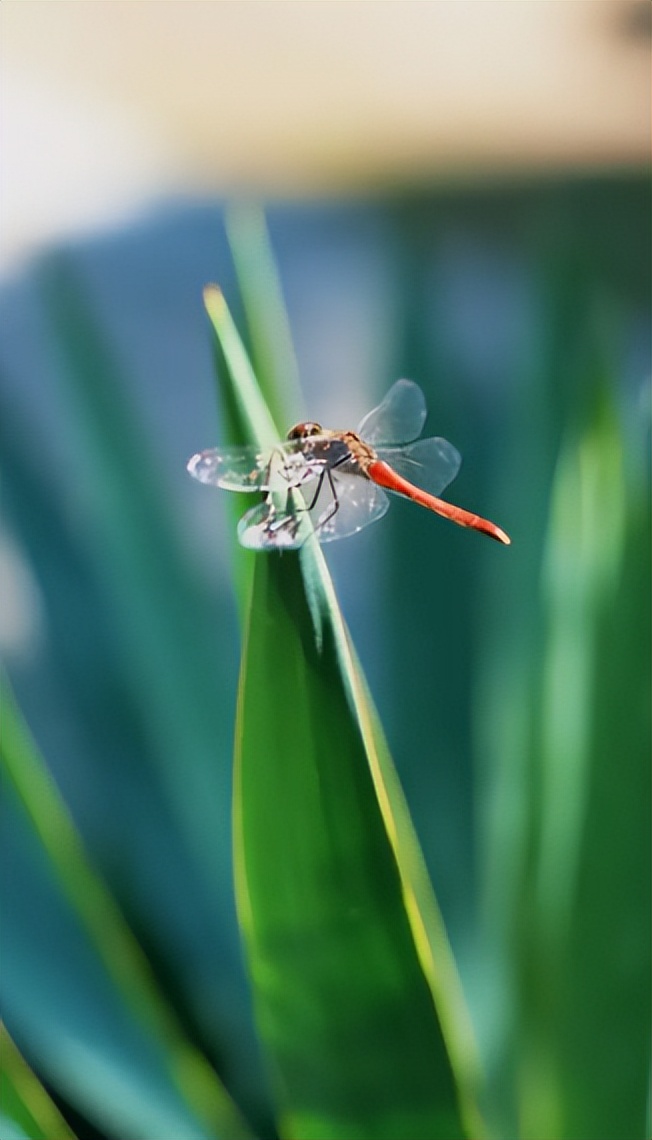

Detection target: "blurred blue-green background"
[1, 4, 649, 1139]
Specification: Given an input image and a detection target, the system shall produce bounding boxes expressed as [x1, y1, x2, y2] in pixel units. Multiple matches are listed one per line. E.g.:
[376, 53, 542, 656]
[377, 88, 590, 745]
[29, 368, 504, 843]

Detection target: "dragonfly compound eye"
[286, 421, 323, 440]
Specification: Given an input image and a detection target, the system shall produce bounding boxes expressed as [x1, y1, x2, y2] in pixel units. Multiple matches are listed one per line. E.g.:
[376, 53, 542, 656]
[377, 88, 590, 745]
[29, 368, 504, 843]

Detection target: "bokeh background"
[1, 4, 650, 1139]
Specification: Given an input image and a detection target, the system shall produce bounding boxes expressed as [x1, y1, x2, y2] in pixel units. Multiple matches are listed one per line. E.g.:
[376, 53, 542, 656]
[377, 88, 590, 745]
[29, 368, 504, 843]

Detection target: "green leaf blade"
[207, 286, 482, 1138]
[1, 681, 256, 1140]
[516, 388, 651, 1140]
[235, 555, 467, 1140]
[225, 203, 304, 431]
[0, 1025, 77, 1140]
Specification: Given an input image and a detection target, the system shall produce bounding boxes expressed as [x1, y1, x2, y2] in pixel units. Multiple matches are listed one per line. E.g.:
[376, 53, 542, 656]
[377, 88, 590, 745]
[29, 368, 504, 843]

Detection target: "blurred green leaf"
[226, 203, 303, 431]
[0, 1025, 77, 1140]
[205, 289, 483, 1139]
[0, 1119, 32, 1140]
[203, 283, 280, 450]
[0, 342, 264, 1133]
[202, 281, 282, 613]
[0, 680, 255, 1140]
[516, 389, 651, 1140]
[35, 254, 234, 884]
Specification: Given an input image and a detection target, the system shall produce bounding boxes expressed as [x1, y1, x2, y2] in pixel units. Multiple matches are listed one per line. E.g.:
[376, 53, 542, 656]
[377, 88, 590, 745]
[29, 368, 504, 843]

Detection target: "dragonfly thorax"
[286, 421, 323, 440]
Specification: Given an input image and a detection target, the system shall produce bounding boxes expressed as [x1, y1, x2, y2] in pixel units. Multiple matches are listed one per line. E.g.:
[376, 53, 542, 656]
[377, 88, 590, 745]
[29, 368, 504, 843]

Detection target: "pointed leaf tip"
[203, 284, 224, 318]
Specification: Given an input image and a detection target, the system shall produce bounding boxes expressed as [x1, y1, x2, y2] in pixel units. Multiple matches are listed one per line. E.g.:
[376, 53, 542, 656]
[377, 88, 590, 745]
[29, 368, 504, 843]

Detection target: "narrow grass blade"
[202, 282, 281, 614]
[0, 1025, 77, 1140]
[226, 204, 303, 430]
[207, 291, 483, 1139]
[496, 385, 647, 1140]
[0, 681, 255, 1140]
[518, 390, 650, 1140]
[203, 284, 280, 449]
[34, 254, 232, 883]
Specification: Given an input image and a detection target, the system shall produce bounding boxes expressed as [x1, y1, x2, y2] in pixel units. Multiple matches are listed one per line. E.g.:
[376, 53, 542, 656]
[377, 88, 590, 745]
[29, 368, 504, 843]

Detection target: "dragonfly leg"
[314, 468, 340, 533]
[305, 471, 327, 512]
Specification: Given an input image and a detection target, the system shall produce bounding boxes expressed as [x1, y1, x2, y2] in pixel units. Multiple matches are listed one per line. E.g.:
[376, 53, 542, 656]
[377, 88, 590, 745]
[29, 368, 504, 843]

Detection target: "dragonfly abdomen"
[367, 460, 511, 545]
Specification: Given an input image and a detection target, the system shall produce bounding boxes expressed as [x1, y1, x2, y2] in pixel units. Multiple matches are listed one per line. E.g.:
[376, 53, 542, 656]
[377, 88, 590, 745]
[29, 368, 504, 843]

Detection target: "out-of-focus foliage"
[0, 1023, 77, 1140]
[1, 679, 253, 1140]
[0, 176, 649, 1139]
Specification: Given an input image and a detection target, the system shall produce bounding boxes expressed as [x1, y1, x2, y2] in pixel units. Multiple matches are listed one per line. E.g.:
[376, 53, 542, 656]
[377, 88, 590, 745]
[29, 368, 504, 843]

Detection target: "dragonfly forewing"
[188, 436, 351, 494]
[187, 445, 272, 491]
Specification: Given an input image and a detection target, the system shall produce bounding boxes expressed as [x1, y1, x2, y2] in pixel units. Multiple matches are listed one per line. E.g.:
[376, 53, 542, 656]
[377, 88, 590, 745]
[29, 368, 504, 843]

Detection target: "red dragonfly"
[187, 379, 510, 549]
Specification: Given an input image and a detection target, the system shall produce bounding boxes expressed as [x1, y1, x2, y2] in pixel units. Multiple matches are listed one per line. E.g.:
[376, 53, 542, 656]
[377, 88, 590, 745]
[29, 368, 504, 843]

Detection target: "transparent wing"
[187, 445, 273, 491]
[316, 470, 389, 543]
[375, 436, 462, 497]
[237, 497, 309, 550]
[237, 471, 389, 549]
[187, 437, 349, 493]
[356, 379, 427, 446]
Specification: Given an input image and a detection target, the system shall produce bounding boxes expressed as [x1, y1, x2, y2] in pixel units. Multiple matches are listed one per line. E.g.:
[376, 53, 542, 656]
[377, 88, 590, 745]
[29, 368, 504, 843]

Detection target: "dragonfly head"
[286, 421, 323, 441]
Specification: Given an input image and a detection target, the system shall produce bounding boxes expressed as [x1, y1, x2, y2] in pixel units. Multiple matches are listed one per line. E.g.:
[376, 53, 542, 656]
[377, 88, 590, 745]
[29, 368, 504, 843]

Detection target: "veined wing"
[375, 436, 461, 497]
[187, 444, 273, 491]
[356, 379, 427, 446]
[317, 470, 389, 542]
[237, 470, 388, 549]
[187, 437, 347, 493]
[237, 495, 310, 550]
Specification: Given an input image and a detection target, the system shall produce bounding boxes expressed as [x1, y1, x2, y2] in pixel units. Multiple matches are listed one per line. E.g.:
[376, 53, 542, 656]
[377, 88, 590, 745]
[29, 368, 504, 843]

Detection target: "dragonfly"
[187, 379, 511, 550]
